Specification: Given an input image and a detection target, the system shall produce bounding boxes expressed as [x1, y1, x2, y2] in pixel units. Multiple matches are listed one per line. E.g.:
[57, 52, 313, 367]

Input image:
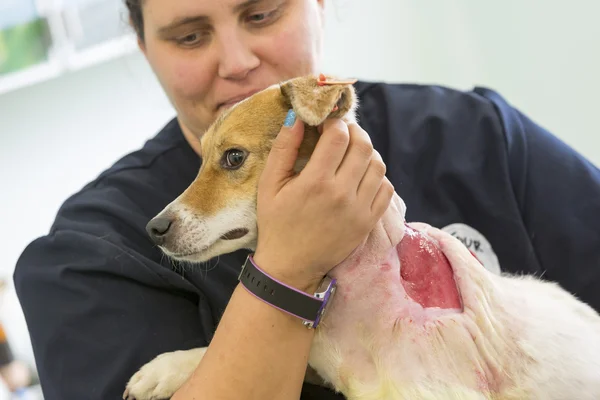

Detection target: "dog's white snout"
[145, 204, 216, 260]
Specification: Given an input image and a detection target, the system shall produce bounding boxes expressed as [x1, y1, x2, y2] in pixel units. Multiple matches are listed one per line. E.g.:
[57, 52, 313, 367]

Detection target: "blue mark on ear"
[284, 109, 296, 127]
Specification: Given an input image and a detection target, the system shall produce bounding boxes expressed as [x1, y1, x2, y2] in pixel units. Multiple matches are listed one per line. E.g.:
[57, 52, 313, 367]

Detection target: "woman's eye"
[222, 149, 247, 169]
[248, 12, 268, 23]
[176, 32, 206, 47]
[246, 9, 278, 25]
[182, 34, 198, 43]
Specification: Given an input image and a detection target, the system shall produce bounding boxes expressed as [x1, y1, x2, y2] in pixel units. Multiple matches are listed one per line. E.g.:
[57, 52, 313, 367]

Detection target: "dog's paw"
[123, 347, 207, 400]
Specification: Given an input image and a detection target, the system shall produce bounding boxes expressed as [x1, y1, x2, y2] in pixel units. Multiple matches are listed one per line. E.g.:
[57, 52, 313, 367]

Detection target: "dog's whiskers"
[204, 255, 220, 277]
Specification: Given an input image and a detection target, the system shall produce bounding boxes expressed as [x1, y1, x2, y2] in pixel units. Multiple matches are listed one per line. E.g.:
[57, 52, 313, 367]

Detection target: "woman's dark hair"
[125, 0, 145, 42]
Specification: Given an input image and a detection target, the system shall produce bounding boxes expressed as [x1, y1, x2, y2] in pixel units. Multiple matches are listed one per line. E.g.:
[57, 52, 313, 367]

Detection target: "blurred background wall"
[0, 0, 599, 398]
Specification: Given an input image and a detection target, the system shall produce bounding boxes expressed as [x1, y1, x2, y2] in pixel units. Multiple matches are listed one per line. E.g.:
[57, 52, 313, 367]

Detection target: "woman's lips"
[217, 89, 261, 110]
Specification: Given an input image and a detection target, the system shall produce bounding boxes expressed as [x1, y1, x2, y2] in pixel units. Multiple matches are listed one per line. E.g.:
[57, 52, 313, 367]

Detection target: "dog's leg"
[123, 347, 334, 399]
[123, 347, 206, 400]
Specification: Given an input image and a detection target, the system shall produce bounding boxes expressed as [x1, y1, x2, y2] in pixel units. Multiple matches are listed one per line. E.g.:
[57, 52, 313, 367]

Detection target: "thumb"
[261, 109, 305, 189]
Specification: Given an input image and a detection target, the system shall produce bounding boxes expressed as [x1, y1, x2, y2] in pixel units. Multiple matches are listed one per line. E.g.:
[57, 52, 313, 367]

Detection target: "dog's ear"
[279, 75, 358, 126]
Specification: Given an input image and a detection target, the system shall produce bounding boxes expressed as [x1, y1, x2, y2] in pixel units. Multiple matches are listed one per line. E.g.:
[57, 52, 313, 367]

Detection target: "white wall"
[0, 0, 599, 396]
[0, 50, 176, 399]
[321, 0, 600, 164]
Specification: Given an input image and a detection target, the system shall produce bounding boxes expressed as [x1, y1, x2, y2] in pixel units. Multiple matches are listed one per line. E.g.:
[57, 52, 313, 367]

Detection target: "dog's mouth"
[165, 228, 250, 263]
[164, 247, 208, 261]
[220, 228, 249, 241]
[168, 251, 200, 259]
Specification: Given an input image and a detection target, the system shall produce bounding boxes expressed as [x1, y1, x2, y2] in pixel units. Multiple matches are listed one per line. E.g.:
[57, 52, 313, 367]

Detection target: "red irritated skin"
[306, 194, 532, 399]
[398, 223, 463, 310]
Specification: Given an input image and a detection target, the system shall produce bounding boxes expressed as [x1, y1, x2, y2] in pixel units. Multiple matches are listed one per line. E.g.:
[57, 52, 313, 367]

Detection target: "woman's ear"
[279, 75, 358, 126]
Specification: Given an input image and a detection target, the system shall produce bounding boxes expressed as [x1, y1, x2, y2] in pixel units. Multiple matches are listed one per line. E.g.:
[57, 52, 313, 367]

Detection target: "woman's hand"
[254, 110, 394, 292]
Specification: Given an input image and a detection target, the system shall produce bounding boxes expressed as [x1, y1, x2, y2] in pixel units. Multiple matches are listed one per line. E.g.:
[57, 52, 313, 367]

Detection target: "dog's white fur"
[124, 77, 600, 400]
[124, 348, 205, 399]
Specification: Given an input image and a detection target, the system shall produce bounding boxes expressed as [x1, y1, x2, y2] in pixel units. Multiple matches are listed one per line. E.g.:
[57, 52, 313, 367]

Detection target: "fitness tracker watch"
[238, 254, 337, 329]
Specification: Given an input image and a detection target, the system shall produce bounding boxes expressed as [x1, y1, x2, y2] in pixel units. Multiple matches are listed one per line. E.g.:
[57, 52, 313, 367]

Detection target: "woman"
[13, 1, 600, 399]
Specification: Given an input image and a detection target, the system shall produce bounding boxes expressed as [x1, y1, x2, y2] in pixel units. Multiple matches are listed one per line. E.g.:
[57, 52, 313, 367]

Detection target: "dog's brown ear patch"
[280, 74, 358, 126]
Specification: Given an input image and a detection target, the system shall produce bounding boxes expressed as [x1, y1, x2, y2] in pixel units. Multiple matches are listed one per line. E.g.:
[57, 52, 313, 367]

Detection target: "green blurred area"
[0, 19, 51, 75]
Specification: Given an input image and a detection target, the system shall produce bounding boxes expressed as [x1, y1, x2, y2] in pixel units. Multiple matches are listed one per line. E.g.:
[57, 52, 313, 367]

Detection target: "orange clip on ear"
[317, 73, 327, 86]
[317, 73, 357, 86]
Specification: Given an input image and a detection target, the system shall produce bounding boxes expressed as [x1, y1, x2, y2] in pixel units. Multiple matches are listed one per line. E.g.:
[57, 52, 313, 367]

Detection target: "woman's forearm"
[172, 270, 317, 400]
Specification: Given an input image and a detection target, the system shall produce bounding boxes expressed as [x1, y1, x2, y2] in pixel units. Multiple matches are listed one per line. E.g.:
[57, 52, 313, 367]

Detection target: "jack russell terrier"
[124, 75, 600, 400]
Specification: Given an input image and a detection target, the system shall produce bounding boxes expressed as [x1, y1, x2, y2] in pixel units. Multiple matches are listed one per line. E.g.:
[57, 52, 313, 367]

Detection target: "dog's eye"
[222, 149, 247, 170]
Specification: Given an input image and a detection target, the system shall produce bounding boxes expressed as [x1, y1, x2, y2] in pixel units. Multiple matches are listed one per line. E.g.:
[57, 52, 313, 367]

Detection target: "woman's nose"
[217, 32, 260, 80]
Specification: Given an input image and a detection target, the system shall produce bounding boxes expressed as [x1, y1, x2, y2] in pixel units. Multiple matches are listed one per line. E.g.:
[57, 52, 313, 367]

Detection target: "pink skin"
[308, 194, 518, 395]
[327, 196, 462, 330]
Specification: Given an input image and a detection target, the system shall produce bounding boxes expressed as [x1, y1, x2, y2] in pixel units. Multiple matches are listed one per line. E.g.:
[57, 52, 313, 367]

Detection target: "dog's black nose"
[146, 216, 173, 246]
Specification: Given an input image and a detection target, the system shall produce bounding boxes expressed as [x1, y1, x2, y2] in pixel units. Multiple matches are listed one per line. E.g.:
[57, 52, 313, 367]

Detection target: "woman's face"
[139, 0, 326, 136]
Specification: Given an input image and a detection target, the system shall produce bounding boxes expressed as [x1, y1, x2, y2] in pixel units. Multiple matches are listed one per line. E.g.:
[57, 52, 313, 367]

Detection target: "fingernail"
[283, 109, 296, 127]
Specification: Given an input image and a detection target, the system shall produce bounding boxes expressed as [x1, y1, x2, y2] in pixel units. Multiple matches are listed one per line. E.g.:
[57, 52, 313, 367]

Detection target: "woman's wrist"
[251, 251, 325, 295]
[173, 278, 316, 399]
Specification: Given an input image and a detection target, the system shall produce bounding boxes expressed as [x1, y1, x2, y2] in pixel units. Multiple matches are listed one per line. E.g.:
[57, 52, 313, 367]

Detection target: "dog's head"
[146, 75, 358, 262]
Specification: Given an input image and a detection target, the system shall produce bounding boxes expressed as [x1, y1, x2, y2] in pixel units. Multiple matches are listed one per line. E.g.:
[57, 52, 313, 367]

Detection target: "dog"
[123, 75, 600, 400]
